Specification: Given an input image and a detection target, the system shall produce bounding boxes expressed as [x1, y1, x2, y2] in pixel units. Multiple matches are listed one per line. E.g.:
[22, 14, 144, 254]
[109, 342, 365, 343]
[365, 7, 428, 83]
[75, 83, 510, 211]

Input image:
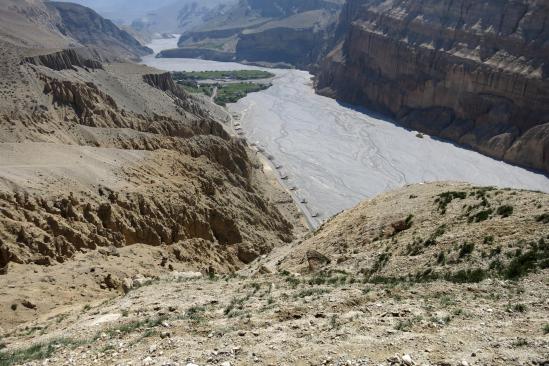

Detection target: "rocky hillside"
[0, 0, 151, 61]
[0, 0, 305, 328]
[158, 0, 344, 69]
[46, 1, 152, 61]
[0, 183, 547, 365]
[281, 182, 549, 281]
[316, 0, 549, 173]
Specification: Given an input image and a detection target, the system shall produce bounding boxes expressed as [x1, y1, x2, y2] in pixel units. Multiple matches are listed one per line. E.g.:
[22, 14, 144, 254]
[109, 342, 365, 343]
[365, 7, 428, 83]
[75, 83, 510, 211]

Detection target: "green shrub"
[436, 251, 446, 265]
[536, 213, 549, 224]
[0, 338, 86, 366]
[445, 268, 487, 283]
[435, 191, 467, 213]
[468, 209, 493, 223]
[497, 205, 514, 218]
[503, 250, 540, 279]
[186, 306, 206, 323]
[294, 288, 329, 298]
[459, 243, 475, 258]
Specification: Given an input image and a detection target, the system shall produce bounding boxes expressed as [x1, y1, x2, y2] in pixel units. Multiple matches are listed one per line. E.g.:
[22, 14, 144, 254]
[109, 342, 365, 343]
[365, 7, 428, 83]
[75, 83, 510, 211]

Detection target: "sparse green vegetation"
[437, 251, 446, 264]
[424, 224, 446, 246]
[435, 191, 467, 213]
[329, 314, 340, 330]
[185, 306, 206, 323]
[224, 296, 249, 317]
[369, 252, 391, 274]
[106, 316, 168, 337]
[215, 82, 271, 106]
[496, 205, 514, 218]
[439, 295, 456, 306]
[536, 213, 549, 224]
[543, 324, 549, 334]
[0, 338, 88, 366]
[501, 239, 548, 279]
[172, 70, 275, 81]
[468, 209, 493, 223]
[507, 303, 527, 313]
[512, 338, 528, 347]
[178, 81, 214, 96]
[445, 268, 487, 283]
[284, 275, 300, 288]
[395, 316, 422, 332]
[294, 288, 330, 298]
[458, 242, 475, 258]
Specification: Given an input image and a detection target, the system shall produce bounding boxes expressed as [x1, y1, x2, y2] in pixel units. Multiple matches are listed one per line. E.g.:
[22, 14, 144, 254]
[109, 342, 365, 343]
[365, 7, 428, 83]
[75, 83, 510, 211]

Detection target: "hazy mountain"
[130, 0, 236, 35]
[62, 0, 177, 23]
[66, 0, 236, 30]
[158, 0, 345, 69]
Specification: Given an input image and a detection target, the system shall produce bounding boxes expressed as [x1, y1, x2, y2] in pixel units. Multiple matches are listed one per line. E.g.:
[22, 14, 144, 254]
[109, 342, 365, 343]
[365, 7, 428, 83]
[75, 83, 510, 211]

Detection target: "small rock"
[402, 354, 414, 365]
[142, 356, 153, 366]
[387, 355, 401, 364]
[221, 362, 231, 366]
[122, 278, 133, 294]
[461, 361, 469, 366]
[160, 331, 171, 339]
[21, 300, 37, 310]
[238, 330, 246, 336]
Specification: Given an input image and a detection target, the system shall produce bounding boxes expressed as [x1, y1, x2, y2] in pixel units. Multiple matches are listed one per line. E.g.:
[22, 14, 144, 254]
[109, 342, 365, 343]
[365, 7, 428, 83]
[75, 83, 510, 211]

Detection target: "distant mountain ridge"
[158, 0, 345, 69]
[47, 1, 152, 61]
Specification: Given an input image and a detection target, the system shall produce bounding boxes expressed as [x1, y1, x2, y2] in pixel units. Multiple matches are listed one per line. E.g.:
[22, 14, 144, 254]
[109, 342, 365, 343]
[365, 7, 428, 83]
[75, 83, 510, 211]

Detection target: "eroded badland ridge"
[0, 0, 303, 334]
[0, 1, 548, 366]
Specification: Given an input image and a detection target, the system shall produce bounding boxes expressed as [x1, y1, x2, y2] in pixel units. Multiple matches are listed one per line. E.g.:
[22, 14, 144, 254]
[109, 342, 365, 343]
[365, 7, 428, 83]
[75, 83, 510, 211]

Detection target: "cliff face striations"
[316, 0, 549, 173]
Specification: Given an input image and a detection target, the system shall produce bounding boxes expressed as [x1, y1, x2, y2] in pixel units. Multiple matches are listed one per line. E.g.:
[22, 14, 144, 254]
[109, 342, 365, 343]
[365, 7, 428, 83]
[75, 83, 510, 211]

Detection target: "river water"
[142, 38, 549, 227]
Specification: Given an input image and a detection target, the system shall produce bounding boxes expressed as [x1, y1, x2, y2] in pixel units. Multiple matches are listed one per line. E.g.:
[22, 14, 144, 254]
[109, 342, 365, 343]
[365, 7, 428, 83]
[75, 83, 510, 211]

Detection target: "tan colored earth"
[0, 1, 547, 366]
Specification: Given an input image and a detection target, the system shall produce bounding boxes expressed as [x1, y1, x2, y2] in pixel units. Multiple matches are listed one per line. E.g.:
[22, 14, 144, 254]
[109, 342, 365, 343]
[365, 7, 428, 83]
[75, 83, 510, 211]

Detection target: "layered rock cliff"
[24, 49, 103, 71]
[316, 0, 549, 173]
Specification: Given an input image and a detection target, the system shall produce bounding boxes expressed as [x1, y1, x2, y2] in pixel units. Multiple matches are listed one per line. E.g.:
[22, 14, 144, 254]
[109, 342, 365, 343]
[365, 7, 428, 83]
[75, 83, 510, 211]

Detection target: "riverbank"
[143, 38, 549, 229]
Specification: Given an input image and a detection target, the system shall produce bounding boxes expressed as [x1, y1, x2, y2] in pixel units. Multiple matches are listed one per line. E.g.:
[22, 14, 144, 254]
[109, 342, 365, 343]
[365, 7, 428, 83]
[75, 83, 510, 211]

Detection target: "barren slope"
[0, 0, 305, 330]
[0, 183, 547, 366]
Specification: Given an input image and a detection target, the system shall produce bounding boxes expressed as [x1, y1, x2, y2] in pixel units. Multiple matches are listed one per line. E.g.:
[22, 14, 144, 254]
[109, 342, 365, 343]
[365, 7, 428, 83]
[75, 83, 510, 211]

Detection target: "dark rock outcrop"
[317, 0, 549, 173]
[24, 49, 102, 71]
